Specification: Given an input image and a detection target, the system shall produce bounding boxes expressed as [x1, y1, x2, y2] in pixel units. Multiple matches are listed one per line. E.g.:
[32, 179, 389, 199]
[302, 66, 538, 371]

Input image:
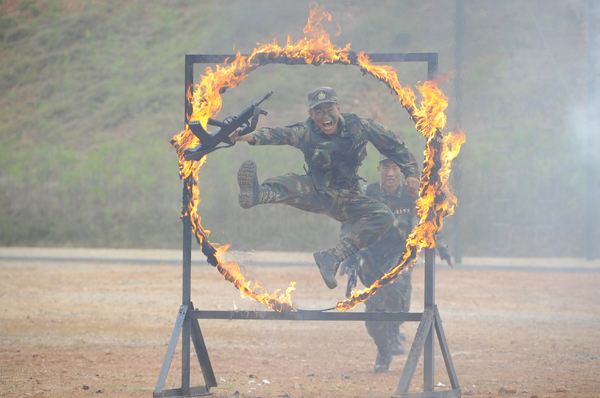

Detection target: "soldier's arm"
[250, 122, 309, 149]
[360, 117, 419, 180]
[229, 122, 309, 148]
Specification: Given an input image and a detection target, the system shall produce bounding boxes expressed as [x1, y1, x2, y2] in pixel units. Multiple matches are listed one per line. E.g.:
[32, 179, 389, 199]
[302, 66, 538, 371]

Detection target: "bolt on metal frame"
[153, 52, 461, 398]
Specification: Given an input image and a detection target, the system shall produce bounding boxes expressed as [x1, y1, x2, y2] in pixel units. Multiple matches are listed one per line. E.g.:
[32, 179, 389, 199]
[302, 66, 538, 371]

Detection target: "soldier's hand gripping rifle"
[184, 91, 273, 161]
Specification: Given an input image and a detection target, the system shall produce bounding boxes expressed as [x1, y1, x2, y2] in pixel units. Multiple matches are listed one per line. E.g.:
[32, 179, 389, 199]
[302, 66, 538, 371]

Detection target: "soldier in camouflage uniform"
[229, 87, 419, 290]
[340, 156, 455, 373]
[339, 155, 417, 373]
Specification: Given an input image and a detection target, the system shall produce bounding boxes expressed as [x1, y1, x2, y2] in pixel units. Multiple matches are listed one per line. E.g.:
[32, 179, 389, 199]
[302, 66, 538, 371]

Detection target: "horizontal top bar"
[185, 52, 438, 65]
[190, 309, 423, 322]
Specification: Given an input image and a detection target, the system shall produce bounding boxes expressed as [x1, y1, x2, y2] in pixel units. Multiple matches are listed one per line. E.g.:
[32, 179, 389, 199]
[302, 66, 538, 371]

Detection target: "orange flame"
[335, 80, 466, 311]
[170, 3, 465, 312]
[214, 246, 296, 312]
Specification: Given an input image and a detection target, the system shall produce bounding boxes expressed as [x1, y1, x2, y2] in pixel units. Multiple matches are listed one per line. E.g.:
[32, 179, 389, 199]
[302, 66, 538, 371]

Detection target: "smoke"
[565, 99, 599, 258]
[567, 102, 600, 167]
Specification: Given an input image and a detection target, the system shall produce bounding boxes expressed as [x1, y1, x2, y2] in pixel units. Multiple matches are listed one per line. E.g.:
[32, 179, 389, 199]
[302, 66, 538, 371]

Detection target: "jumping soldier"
[228, 87, 420, 289]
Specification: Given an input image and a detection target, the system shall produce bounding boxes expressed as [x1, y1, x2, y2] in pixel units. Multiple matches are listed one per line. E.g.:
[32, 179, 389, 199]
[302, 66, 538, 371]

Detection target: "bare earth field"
[1, 250, 599, 398]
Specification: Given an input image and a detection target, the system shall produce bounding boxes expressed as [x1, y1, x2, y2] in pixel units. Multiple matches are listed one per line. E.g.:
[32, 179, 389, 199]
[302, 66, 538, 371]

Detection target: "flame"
[170, 3, 465, 312]
[214, 245, 296, 312]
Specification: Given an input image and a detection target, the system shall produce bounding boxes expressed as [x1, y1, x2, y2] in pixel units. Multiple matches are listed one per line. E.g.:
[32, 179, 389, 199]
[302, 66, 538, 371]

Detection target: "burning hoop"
[170, 3, 465, 312]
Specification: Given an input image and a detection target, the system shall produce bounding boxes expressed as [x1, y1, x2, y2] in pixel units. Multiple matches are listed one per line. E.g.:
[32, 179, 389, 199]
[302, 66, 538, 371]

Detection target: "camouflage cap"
[308, 87, 338, 109]
[379, 154, 389, 163]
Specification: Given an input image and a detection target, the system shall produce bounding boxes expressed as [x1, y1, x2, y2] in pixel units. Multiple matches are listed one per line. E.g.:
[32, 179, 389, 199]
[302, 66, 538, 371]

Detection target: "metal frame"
[154, 52, 461, 398]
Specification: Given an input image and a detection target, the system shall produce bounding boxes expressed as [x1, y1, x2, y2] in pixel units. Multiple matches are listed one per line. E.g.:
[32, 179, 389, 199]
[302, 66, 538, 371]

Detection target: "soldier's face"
[378, 160, 403, 192]
[308, 102, 341, 134]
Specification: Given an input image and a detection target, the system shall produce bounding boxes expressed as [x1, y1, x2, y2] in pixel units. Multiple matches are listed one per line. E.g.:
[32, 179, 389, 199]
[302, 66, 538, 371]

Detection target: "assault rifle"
[184, 91, 273, 161]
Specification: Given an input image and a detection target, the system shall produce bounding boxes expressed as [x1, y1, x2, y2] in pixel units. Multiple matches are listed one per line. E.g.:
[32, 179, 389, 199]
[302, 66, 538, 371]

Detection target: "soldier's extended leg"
[237, 161, 338, 286]
[237, 160, 284, 209]
[314, 192, 394, 289]
[237, 161, 393, 289]
[321, 191, 393, 259]
[237, 161, 330, 210]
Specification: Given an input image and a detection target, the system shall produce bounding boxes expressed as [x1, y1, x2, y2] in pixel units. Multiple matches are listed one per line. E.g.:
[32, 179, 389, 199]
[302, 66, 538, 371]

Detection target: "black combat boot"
[237, 160, 260, 209]
[388, 323, 406, 355]
[374, 350, 392, 373]
[313, 250, 340, 289]
[388, 334, 406, 355]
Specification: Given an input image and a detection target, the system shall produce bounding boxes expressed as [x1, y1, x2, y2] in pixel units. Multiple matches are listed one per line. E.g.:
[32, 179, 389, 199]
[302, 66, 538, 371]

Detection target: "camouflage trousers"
[363, 252, 412, 354]
[260, 173, 394, 261]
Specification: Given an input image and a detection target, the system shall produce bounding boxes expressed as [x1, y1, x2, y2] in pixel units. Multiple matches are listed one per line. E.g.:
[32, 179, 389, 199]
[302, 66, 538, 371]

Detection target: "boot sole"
[313, 252, 338, 289]
[238, 160, 258, 209]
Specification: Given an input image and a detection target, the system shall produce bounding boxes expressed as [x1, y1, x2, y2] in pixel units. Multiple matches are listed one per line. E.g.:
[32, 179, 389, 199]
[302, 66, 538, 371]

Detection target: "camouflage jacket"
[253, 113, 418, 191]
[363, 181, 417, 260]
[340, 180, 417, 284]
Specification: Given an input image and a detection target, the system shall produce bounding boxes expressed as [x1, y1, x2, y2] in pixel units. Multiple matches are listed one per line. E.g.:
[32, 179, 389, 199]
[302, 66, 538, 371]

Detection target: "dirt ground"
[1, 251, 599, 398]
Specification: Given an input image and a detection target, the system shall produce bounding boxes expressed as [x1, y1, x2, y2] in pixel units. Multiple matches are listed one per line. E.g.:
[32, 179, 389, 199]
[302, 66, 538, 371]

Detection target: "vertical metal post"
[427, 54, 438, 81]
[453, 0, 464, 264]
[586, 0, 597, 260]
[181, 55, 194, 396]
[425, 55, 438, 393]
[182, 216, 192, 304]
[423, 248, 435, 391]
[185, 55, 194, 126]
[181, 216, 192, 395]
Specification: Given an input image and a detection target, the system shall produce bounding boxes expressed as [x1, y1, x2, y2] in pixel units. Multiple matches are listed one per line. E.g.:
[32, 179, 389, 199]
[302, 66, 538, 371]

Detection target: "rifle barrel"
[256, 91, 273, 106]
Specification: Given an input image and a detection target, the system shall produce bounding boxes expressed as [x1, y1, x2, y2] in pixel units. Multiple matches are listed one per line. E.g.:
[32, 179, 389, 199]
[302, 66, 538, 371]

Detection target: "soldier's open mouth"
[322, 121, 333, 131]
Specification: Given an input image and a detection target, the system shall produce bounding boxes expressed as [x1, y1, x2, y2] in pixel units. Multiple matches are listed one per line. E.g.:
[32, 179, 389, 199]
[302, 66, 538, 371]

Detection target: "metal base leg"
[154, 304, 217, 398]
[395, 306, 461, 397]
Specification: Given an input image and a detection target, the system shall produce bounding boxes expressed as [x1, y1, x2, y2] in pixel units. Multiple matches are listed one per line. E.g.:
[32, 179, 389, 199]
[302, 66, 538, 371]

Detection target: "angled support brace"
[395, 248, 461, 398]
[153, 303, 217, 398]
[395, 305, 462, 397]
[396, 307, 435, 394]
[434, 306, 460, 390]
[190, 312, 218, 390]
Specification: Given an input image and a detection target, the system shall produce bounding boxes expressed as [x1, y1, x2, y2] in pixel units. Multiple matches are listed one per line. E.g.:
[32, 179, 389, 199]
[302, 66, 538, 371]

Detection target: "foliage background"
[1, 0, 598, 258]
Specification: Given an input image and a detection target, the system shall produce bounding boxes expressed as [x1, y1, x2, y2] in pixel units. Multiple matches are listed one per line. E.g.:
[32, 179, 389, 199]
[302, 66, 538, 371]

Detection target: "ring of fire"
[170, 4, 466, 312]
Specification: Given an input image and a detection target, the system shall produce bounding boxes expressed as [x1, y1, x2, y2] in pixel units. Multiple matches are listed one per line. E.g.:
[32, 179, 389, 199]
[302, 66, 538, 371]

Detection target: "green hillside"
[1, 1, 597, 257]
